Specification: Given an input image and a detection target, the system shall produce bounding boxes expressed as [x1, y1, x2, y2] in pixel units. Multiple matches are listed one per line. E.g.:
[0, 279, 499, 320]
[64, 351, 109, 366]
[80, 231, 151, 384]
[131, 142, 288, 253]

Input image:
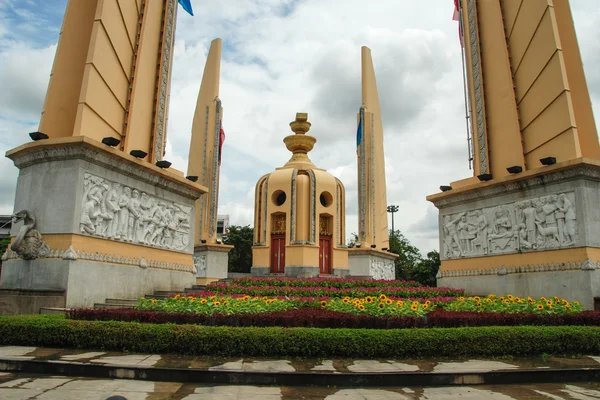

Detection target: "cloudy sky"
[0, 0, 598, 255]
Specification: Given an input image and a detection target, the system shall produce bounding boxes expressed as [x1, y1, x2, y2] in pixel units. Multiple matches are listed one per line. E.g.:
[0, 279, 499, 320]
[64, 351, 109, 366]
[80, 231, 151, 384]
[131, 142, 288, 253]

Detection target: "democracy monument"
[1, 0, 599, 313]
[428, 0, 600, 309]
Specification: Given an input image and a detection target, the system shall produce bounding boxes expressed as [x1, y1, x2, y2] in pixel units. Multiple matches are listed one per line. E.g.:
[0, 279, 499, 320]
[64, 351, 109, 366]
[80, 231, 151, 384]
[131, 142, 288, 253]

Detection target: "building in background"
[0, 216, 11, 239]
[217, 215, 230, 241]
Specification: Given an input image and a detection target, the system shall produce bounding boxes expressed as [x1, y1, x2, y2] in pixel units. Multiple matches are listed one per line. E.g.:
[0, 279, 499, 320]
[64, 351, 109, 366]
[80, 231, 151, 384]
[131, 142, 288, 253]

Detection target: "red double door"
[319, 235, 332, 274]
[270, 234, 286, 274]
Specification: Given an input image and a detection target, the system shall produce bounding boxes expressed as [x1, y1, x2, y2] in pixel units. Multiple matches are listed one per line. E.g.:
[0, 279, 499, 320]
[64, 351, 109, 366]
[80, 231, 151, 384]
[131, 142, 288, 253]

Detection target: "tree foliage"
[223, 225, 253, 273]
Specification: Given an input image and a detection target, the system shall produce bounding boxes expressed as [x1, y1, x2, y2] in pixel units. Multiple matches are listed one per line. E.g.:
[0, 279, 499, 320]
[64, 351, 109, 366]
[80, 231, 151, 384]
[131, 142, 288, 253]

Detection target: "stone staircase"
[92, 284, 209, 309]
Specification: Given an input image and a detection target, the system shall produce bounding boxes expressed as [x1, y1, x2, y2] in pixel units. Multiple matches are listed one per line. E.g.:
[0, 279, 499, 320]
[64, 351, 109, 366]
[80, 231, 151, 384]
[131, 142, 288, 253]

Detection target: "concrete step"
[185, 286, 206, 293]
[105, 298, 138, 306]
[94, 303, 135, 310]
[154, 290, 186, 296]
[144, 294, 170, 300]
[39, 307, 70, 315]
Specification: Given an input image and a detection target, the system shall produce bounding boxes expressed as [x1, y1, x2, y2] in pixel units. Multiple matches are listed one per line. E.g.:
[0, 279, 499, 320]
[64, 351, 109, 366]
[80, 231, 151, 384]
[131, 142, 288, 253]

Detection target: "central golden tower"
[251, 113, 349, 277]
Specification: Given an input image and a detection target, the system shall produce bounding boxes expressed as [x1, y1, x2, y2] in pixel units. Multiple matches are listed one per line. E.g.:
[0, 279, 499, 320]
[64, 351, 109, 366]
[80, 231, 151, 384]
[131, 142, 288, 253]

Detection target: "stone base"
[348, 249, 397, 280]
[194, 244, 232, 280]
[0, 289, 66, 315]
[429, 160, 600, 309]
[438, 264, 600, 310]
[0, 258, 195, 310]
[332, 268, 350, 278]
[285, 266, 319, 278]
[251, 266, 270, 276]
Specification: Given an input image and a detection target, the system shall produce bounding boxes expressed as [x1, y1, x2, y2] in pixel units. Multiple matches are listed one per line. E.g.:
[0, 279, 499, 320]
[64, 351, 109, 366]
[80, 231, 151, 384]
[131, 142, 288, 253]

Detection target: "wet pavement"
[0, 372, 600, 399]
[1, 346, 599, 374]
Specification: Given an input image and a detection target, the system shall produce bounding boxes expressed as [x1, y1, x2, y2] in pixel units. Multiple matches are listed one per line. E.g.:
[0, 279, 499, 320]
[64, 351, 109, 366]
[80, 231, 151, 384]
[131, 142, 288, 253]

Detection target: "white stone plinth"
[348, 249, 397, 280]
[194, 244, 232, 281]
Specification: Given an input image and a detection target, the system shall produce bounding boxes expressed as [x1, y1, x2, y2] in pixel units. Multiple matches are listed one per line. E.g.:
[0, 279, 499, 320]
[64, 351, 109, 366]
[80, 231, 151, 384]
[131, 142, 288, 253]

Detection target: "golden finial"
[283, 112, 316, 167]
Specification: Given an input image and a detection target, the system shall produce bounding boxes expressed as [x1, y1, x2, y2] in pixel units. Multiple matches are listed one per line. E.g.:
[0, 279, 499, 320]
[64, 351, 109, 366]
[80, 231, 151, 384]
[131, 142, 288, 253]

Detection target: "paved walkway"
[1, 373, 600, 399]
[1, 346, 599, 374]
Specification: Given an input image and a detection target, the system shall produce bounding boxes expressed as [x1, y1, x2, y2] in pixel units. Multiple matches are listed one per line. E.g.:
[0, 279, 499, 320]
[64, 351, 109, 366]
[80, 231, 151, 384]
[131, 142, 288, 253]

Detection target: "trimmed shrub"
[1, 315, 600, 357]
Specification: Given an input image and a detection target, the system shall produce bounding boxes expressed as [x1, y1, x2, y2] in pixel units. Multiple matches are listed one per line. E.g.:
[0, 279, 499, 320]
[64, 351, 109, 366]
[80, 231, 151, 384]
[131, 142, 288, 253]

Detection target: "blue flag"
[178, 0, 194, 16]
[356, 114, 363, 148]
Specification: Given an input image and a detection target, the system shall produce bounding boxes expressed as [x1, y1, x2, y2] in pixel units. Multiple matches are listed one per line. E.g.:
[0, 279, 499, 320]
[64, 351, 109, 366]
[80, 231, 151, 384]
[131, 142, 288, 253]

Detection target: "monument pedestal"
[1, 137, 206, 312]
[193, 244, 232, 284]
[429, 159, 600, 309]
[348, 249, 396, 280]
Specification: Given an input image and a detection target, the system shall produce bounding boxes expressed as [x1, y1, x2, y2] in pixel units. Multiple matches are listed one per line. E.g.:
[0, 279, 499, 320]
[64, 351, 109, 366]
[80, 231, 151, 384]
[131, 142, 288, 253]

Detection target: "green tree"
[223, 225, 254, 273]
[388, 229, 422, 281]
[0, 238, 9, 269]
[411, 250, 440, 287]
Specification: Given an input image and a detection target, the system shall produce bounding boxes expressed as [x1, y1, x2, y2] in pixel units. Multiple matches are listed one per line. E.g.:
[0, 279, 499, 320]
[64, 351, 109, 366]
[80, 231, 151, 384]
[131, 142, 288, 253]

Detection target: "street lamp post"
[387, 205, 399, 238]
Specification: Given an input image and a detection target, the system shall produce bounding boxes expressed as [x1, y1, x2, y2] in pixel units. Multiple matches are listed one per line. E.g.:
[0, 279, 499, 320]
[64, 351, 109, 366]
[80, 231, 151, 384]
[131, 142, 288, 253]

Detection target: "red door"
[270, 234, 286, 274]
[319, 235, 332, 274]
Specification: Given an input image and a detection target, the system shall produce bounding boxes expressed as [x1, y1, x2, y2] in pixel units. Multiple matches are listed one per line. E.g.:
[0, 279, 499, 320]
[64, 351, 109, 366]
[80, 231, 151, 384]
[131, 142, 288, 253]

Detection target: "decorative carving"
[441, 192, 578, 259]
[62, 246, 78, 260]
[319, 216, 331, 236]
[370, 258, 395, 280]
[272, 214, 286, 234]
[9, 210, 50, 260]
[80, 173, 192, 251]
[139, 257, 148, 269]
[194, 255, 207, 277]
[467, 0, 488, 174]
[153, 0, 177, 162]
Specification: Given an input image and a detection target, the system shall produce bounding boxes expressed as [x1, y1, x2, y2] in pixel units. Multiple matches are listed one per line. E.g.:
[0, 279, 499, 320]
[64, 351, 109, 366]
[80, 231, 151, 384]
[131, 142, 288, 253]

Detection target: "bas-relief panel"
[80, 173, 192, 251]
[441, 192, 578, 259]
[370, 258, 395, 281]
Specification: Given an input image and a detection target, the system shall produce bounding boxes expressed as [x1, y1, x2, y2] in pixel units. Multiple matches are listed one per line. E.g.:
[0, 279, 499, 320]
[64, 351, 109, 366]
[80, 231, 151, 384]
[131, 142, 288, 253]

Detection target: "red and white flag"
[452, 0, 460, 21]
[218, 123, 225, 166]
[452, 0, 464, 47]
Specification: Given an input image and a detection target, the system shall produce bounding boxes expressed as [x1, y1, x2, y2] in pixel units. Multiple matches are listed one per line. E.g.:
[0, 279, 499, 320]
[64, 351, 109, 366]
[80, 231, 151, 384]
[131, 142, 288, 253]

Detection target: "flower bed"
[192, 283, 463, 299]
[225, 276, 423, 288]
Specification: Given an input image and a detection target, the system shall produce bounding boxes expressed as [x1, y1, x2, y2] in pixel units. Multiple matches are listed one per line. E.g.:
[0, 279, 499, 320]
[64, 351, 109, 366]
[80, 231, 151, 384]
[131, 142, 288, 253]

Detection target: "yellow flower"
[397, 301, 404, 307]
[458, 297, 465, 301]
[537, 304, 543, 310]
[358, 305, 365, 310]
[488, 294, 496, 299]
[200, 299, 207, 304]
[343, 299, 350, 304]
[546, 302, 553, 309]
[213, 301, 221, 306]
[500, 296, 505, 301]
[554, 296, 560, 304]
[379, 294, 387, 301]
[541, 296, 547, 302]
[378, 303, 385, 309]
[175, 294, 181, 299]
[473, 296, 481, 302]
[574, 301, 580, 306]
[321, 301, 327, 308]
[365, 296, 374, 303]
[386, 299, 393, 305]
[527, 296, 533, 302]
[425, 300, 431, 306]
[411, 304, 418, 311]
[141, 297, 145, 301]
[485, 299, 492, 303]
[507, 294, 513, 300]
[477, 302, 482, 307]
[423, 303, 429, 310]
[151, 299, 157, 304]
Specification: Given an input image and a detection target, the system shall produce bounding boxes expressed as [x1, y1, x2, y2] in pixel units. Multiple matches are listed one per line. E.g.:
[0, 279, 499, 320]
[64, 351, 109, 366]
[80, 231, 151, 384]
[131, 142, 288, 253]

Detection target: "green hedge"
[1, 315, 600, 358]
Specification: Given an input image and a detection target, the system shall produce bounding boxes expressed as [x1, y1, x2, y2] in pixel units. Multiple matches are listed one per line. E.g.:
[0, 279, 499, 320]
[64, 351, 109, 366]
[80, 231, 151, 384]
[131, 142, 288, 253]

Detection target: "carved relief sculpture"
[272, 214, 286, 234]
[370, 258, 395, 280]
[10, 210, 50, 260]
[80, 173, 192, 251]
[441, 192, 578, 259]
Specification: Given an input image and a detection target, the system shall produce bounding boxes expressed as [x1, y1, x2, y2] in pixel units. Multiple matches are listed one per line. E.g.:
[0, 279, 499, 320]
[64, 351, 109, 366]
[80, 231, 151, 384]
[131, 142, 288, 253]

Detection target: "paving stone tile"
[347, 360, 419, 373]
[242, 360, 295, 372]
[60, 352, 106, 361]
[0, 378, 31, 388]
[0, 346, 37, 359]
[421, 387, 517, 399]
[20, 377, 73, 390]
[0, 388, 41, 400]
[312, 360, 336, 371]
[561, 384, 600, 399]
[432, 360, 519, 373]
[208, 360, 244, 371]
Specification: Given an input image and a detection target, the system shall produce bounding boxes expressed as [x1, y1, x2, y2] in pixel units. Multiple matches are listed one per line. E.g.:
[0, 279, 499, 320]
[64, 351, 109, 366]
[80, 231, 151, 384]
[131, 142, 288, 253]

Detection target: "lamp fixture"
[477, 173, 493, 182]
[186, 175, 198, 182]
[101, 137, 121, 147]
[382, 247, 388, 251]
[201, 239, 207, 244]
[506, 165, 523, 174]
[355, 242, 362, 248]
[155, 160, 172, 169]
[440, 185, 452, 192]
[130, 150, 148, 159]
[29, 131, 49, 141]
[540, 156, 556, 166]
[216, 239, 222, 244]
[370, 244, 376, 249]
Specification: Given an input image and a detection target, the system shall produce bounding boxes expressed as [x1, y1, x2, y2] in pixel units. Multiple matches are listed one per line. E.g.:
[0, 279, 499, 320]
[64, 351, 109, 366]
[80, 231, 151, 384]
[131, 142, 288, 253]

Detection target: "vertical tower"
[187, 39, 232, 283]
[38, 0, 179, 164]
[350, 47, 396, 280]
[428, 0, 600, 308]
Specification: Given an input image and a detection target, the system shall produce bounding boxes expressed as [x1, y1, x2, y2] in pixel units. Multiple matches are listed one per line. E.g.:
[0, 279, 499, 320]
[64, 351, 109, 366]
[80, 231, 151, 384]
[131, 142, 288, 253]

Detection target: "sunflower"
[458, 297, 465, 301]
[537, 304, 543, 310]
[477, 302, 482, 307]
[379, 294, 387, 301]
[343, 298, 350, 304]
[151, 299, 157, 304]
[386, 299, 393, 305]
[174, 294, 181, 299]
[507, 294, 513, 300]
[554, 296, 560, 304]
[541, 296, 547, 302]
[527, 296, 533, 302]
[473, 296, 481, 302]
[546, 302, 553, 309]
[321, 300, 327, 308]
[365, 296, 374, 303]
[411, 304, 418, 311]
[200, 299, 207, 304]
[213, 301, 221, 306]
[499, 296, 505, 301]
[378, 303, 385, 309]
[423, 303, 429, 310]
[343, 296, 350, 302]
[397, 301, 404, 307]
[358, 304, 365, 310]
[141, 297, 145, 301]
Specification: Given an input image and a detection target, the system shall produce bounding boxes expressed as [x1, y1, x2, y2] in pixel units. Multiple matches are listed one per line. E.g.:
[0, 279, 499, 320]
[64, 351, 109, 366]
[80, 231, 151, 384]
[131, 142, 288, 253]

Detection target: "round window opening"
[320, 191, 333, 207]
[272, 190, 287, 206]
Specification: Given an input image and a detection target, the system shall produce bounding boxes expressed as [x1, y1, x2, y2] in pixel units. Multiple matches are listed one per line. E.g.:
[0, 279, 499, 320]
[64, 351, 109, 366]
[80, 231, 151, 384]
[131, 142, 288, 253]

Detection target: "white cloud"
[0, 0, 598, 256]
